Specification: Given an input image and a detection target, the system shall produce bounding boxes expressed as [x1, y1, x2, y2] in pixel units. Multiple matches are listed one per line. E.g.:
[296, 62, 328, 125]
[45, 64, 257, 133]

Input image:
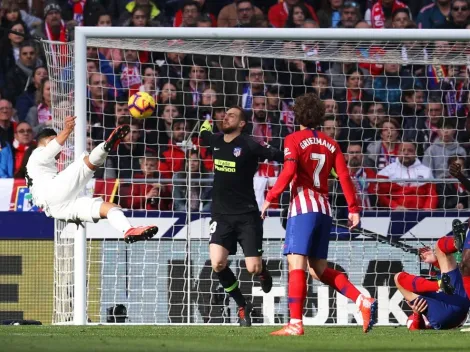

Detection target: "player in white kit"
[26, 116, 158, 243]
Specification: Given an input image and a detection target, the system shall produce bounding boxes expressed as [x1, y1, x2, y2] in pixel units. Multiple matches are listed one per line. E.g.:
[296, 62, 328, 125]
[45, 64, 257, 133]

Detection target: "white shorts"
[40, 152, 104, 223]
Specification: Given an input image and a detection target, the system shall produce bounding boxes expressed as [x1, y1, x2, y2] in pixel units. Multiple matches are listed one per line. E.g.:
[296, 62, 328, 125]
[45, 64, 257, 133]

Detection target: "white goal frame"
[72, 27, 470, 325]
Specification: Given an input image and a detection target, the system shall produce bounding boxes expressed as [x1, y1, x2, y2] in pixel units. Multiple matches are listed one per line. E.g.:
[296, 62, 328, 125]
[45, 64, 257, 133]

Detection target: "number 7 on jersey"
[311, 153, 325, 188]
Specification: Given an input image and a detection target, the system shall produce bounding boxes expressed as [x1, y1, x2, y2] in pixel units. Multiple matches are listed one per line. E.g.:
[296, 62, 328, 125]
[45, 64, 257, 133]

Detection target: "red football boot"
[270, 322, 304, 336]
[124, 226, 158, 244]
[359, 296, 377, 333]
[104, 125, 130, 152]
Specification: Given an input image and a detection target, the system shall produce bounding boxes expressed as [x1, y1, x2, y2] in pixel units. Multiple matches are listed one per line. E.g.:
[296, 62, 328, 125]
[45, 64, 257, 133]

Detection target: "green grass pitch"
[1, 326, 470, 352]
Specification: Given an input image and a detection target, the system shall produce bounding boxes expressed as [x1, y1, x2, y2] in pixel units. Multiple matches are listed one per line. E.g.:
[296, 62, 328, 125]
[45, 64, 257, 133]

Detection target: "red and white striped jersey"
[266, 129, 361, 218]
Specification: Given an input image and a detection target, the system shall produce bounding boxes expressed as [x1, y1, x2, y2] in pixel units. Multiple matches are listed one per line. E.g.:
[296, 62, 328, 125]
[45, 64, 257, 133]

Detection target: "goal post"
[41, 27, 470, 326]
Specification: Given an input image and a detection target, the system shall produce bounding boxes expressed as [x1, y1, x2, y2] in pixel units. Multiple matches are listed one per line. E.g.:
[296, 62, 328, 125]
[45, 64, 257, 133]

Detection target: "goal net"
[42, 28, 470, 325]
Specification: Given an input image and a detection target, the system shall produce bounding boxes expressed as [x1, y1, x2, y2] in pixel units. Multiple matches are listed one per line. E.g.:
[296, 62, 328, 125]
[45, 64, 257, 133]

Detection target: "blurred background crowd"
[1, 0, 470, 216]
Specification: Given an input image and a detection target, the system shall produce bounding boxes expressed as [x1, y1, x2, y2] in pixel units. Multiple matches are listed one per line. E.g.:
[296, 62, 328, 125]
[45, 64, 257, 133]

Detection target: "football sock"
[320, 267, 361, 303]
[107, 207, 132, 233]
[89, 142, 108, 167]
[288, 269, 306, 323]
[437, 236, 458, 254]
[396, 272, 439, 293]
[216, 267, 246, 307]
[463, 276, 470, 298]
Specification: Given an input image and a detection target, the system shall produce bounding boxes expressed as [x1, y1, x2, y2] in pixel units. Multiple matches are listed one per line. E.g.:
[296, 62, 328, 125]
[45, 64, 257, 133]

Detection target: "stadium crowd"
[0, 0, 470, 214]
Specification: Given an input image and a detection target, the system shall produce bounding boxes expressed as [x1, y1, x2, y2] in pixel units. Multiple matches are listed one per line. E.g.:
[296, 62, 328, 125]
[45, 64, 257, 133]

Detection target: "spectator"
[148, 104, 181, 149]
[365, 102, 387, 133]
[94, 9, 112, 27]
[442, 0, 470, 28]
[423, 119, 467, 178]
[196, 14, 214, 27]
[182, 61, 208, 109]
[332, 142, 377, 217]
[160, 52, 187, 80]
[317, 0, 343, 28]
[338, 1, 361, 28]
[366, 119, 401, 171]
[266, 85, 295, 133]
[218, 0, 263, 27]
[365, 0, 409, 28]
[123, 5, 151, 27]
[0, 122, 34, 178]
[324, 98, 340, 115]
[240, 64, 266, 109]
[391, 7, 413, 28]
[25, 77, 52, 136]
[158, 81, 179, 105]
[373, 63, 416, 111]
[86, 72, 112, 140]
[326, 63, 372, 101]
[321, 114, 348, 151]
[119, 50, 142, 96]
[0, 99, 15, 147]
[344, 101, 374, 145]
[377, 141, 438, 210]
[4, 42, 40, 105]
[15, 66, 48, 122]
[36, 2, 68, 42]
[336, 67, 368, 111]
[245, 95, 289, 151]
[118, 0, 166, 27]
[139, 64, 160, 101]
[438, 155, 470, 209]
[401, 89, 425, 123]
[108, 121, 146, 179]
[211, 107, 226, 133]
[199, 86, 220, 120]
[172, 149, 212, 212]
[0, 21, 28, 74]
[268, 0, 318, 28]
[174, 0, 217, 27]
[120, 151, 171, 210]
[284, 3, 314, 27]
[417, 0, 451, 28]
[310, 73, 333, 100]
[1, 1, 41, 34]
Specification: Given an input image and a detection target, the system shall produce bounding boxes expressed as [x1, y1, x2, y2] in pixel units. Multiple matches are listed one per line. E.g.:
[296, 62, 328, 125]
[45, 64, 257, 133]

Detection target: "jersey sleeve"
[199, 130, 214, 148]
[39, 138, 62, 162]
[333, 146, 361, 214]
[265, 135, 298, 202]
[251, 138, 284, 163]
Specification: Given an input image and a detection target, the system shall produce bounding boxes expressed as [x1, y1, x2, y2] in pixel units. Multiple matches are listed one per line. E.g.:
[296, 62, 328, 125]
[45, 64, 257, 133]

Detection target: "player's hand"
[408, 298, 428, 314]
[260, 200, 271, 219]
[419, 248, 437, 264]
[64, 116, 76, 132]
[146, 187, 160, 199]
[449, 162, 463, 178]
[200, 120, 212, 133]
[348, 213, 360, 230]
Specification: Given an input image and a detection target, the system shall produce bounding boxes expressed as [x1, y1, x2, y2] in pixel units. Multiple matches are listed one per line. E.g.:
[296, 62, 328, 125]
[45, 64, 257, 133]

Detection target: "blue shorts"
[284, 212, 332, 259]
[417, 268, 470, 330]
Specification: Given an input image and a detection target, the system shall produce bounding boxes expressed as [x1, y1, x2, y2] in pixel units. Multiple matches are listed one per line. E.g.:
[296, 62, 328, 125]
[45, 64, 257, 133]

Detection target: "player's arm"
[449, 162, 470, 193]
[261, 136, 298, 218]
[41, 116, 75, 160]
[251, 138, 284, 163]
[333, 147, 361, 228]
[199, 120, 214, 147]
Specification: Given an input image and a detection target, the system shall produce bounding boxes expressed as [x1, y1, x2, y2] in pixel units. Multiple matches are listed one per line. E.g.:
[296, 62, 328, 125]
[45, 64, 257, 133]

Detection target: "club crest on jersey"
[233, 147, 242, 157]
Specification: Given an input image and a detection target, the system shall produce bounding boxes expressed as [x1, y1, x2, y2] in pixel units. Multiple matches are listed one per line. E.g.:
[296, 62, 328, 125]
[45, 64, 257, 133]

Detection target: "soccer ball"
[128, 92, 155, 119]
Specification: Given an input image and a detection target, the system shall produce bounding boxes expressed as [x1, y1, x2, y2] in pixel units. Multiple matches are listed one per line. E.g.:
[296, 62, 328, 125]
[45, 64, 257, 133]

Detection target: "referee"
[200, 106, 284, 327]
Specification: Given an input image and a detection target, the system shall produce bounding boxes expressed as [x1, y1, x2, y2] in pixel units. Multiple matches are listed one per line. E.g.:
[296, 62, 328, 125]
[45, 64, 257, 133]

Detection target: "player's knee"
[211, 261, 227, 273]
[394, 272, 403, 287]
[246, 263, 262, 275]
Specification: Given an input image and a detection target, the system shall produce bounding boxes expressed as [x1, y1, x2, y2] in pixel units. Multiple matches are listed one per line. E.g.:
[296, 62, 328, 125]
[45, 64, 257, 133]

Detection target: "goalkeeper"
[25, 116, 158, 243]
[200, 107, 284, 327]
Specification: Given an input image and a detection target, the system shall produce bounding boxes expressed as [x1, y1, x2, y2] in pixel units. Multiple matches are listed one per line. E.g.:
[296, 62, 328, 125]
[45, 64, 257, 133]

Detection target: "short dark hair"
[36, 128, 57, 144]
[236, 0, 253, 6]
[392, 8, 411, 21]
[323, 114, 339, 125]
[400, 139, 417, 151]
[229, 106, 247, 122]
[293, 93, 325, 128]
[182, 0, 200, 11]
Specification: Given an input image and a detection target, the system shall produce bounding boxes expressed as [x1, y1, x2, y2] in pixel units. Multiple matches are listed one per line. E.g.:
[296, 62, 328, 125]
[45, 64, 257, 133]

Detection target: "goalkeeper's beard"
[221, 125, 237, 134]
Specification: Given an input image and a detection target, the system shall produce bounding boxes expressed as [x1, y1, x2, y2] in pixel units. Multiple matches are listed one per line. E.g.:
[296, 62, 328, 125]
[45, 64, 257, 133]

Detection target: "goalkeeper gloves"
[200, 120, 212, 133]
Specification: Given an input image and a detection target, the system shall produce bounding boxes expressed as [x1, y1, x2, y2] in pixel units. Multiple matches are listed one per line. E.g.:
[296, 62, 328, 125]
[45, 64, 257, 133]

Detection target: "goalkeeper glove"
[330, 168, 338, 178]
[200, 120, 212, 133]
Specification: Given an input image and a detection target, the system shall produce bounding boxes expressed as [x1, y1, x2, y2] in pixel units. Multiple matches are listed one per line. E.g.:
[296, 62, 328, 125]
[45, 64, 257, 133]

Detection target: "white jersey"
[26, 138, 62, 206]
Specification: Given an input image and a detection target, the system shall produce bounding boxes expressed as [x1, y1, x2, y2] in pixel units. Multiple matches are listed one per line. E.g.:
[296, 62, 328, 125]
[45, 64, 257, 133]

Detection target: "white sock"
[107, 207, 132, 233]
[89, 142, 108, 167]
[289, 319, 302, 324]
[356, 294, 364, 307]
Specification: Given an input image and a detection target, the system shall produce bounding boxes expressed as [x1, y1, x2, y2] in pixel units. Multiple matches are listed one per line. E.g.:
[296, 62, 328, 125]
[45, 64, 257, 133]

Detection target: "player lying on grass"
[200, 106, 284, 327]
[25, 116, 158, 243]
[395, 219, 469, 330]
[261, 93, 376, 336]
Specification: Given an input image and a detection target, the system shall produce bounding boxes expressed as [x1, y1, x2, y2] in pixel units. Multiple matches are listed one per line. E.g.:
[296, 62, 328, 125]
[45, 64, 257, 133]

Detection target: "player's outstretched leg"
[312, 260, 377, 333]
[210, 244, 252, 327]
[99, 202, 158, 243]
[104, 124, 131, 152]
